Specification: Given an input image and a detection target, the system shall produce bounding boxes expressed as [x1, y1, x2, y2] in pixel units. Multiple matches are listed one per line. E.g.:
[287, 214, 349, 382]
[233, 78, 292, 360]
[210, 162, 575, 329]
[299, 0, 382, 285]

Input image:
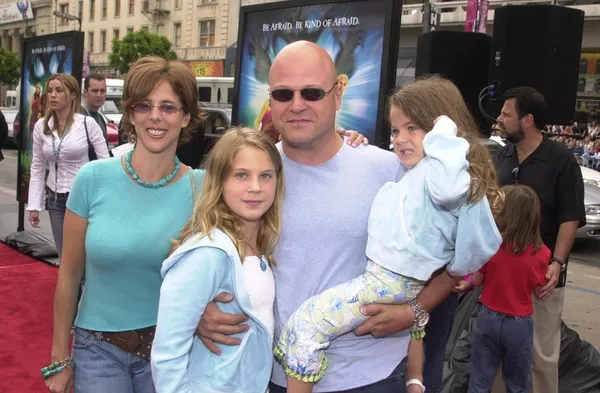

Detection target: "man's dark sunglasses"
[270, 82, 338, 103]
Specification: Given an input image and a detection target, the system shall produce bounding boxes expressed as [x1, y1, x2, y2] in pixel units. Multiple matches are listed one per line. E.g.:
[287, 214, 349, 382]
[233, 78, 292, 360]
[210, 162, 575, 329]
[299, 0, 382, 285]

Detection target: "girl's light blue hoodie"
[151, 229, 273, 393]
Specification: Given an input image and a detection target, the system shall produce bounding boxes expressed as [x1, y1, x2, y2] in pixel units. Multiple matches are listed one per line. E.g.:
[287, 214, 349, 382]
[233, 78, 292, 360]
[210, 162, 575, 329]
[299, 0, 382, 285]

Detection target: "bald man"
[198, 41, 461, 393]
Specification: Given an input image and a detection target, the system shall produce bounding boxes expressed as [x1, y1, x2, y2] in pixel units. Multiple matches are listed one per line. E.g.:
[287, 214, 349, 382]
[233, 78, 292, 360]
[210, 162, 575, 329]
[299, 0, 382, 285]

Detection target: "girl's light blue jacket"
[151, 229, 273, 393]
[366, 116, 502, 281]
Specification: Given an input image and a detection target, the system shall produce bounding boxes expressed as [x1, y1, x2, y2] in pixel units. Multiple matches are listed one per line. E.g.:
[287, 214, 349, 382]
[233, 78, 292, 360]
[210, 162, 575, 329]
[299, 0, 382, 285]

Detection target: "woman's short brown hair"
[120, 56, 204, 145]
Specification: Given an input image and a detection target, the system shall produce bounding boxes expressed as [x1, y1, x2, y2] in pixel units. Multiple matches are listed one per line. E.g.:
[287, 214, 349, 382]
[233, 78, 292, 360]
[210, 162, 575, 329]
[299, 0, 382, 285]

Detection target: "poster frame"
[16, 30, 84, 230]
[232, 0, 402, 148]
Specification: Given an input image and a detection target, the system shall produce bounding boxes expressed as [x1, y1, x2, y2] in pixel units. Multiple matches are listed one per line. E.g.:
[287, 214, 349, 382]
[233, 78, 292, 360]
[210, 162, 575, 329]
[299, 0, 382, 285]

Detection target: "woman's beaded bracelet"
[41, 357, 75, 379]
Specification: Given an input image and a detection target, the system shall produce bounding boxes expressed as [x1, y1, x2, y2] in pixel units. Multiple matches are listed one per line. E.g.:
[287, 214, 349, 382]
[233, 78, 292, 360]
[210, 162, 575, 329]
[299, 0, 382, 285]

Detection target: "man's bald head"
[266, 40, 343, 164]
[269, 41, 337, 85]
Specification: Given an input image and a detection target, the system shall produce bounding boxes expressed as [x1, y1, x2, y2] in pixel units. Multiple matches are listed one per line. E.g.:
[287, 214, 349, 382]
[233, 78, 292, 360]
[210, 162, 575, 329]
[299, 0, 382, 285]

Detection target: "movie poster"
[234, 0, 399, 143]
[17, 31, 84, 202]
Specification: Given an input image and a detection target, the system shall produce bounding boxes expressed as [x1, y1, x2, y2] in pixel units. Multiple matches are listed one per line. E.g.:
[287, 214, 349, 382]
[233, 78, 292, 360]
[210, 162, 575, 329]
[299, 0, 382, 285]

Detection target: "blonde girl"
[151, 128, 284, 393]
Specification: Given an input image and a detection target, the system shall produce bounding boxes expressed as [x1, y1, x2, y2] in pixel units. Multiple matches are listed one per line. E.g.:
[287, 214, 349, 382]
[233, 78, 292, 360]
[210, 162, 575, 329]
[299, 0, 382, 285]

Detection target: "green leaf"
[108, 29, 178, 76]
[0, 48, 21, 85]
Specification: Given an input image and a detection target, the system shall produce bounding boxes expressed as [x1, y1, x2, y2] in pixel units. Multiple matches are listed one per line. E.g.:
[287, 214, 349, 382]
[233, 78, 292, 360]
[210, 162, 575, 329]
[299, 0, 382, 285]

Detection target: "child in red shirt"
[468, 184, 549, 393]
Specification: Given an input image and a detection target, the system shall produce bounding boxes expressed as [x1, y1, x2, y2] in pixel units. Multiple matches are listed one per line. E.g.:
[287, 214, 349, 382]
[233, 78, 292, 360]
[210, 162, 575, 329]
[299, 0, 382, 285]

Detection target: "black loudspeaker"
[490, 5, 584, 125]
[416, 31, 492, 136]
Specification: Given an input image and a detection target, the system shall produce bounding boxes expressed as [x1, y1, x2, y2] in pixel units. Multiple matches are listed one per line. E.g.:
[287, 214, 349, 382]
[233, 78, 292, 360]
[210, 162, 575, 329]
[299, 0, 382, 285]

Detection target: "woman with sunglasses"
[44, 57, 205, 393]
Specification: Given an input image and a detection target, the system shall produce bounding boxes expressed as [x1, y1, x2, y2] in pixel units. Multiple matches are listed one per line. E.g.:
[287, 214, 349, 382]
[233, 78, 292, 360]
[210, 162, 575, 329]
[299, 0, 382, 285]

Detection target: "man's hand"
[196, 293, 250, 355]
[453, 280, 472, 294]
[353, 303, 415, 337]
[336, 127, 369, 147]
[535, 262, 561, 300]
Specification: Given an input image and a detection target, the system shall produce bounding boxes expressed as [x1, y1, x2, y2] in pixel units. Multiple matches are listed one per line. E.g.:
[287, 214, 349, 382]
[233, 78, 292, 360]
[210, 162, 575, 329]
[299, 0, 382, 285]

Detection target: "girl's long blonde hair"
[43, 73, 82, 135]
[173, 127, 285, 264]
[388, 75, 504, 214]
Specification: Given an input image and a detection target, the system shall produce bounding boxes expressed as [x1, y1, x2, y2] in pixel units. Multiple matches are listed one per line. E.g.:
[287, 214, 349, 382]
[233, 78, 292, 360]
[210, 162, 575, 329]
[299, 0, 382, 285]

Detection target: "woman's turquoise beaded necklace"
[125, 149, 181, 188]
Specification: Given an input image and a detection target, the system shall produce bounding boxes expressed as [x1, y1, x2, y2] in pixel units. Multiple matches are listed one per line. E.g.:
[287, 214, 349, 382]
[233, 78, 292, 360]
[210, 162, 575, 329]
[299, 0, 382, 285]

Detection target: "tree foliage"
[109, 29, 177, 75]
[0, 48, 21, 85]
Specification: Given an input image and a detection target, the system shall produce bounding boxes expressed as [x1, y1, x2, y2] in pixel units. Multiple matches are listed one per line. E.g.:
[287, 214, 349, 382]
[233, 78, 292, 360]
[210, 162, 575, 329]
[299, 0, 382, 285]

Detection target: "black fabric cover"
[442, 288, 600, 393]
[4, 231, 58, 260]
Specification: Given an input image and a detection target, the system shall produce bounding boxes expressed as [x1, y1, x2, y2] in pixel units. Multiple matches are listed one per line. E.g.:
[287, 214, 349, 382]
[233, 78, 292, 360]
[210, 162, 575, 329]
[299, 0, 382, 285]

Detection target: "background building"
[1, 0, 599, 120]
[0, 0, 52, 101]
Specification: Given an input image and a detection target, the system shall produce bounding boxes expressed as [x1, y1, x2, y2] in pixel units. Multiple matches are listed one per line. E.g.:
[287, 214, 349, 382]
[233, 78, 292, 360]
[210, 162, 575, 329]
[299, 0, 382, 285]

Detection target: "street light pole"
[53, 11, 82, 31]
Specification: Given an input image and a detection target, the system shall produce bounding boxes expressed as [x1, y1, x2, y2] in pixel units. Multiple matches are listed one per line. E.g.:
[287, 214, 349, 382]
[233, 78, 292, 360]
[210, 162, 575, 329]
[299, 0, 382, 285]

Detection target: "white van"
[4, 90, 17, 109]
[102, 78, 124, 124]
[196, 77, 234, 108]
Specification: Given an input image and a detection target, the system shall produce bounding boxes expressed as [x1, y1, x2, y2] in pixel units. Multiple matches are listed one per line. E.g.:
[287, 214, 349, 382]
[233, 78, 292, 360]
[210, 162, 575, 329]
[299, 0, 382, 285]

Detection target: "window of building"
[141, 26, 149, 31]
[59, 4, 69, 25]
[128, 0, 134, 15]
[101, 0, 107, 18]
[100, 30, 107, 52]
[199, 20, 215, 47]
[113, 28, 120, 41]
[202, 0, 217, 4]
[173, 23, 181, 47]
[175, 0, 182, 8]
[115, 0, 121, 17]
[198, 87, 212, 102]
[88, 31, 94, 53]
[127, 26, 134, 34]
[157, 24, 165, 36]
[90, 0, 95, 20]
[77, 0, 83, 21]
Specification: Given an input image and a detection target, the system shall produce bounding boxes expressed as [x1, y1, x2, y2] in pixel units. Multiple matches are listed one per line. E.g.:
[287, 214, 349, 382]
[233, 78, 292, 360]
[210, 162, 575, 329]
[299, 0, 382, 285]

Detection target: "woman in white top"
[27, 73, 109, 263]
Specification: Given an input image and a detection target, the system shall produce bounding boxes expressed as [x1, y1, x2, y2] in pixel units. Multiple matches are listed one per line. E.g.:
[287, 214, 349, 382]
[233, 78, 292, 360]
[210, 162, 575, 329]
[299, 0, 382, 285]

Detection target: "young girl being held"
[468, 184, 549, 393]
[274, 76, 504, 393]
[151, 128, 284, 393]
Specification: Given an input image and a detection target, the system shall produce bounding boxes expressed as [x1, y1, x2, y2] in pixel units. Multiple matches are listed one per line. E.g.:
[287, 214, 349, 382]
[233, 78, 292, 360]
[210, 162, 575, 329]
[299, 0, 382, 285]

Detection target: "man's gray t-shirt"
[272, 141, 409, 391]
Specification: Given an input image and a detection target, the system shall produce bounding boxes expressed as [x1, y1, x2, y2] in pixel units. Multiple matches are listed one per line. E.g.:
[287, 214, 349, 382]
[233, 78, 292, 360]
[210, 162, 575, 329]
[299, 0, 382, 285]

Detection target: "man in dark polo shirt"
[493, 86, 585, 393]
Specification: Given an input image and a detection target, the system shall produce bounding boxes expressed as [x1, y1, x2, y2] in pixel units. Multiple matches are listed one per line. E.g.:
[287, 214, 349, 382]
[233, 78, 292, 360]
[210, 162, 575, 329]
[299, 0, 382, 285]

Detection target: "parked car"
[101, 100, 123, 126]
[202, 106, 231, 159]
[97, 111, 119, 147]
[1, 108, 19, 147]
[12, 110, 19, 147]
[483, 135, 600, 240]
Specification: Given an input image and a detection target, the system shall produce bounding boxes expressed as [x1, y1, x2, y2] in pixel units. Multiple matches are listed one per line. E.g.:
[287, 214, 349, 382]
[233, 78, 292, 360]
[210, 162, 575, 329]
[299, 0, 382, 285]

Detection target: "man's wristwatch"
[551, 257, 567, 272]
[408, 299, 430, 329]
[406, 378, 426, 392]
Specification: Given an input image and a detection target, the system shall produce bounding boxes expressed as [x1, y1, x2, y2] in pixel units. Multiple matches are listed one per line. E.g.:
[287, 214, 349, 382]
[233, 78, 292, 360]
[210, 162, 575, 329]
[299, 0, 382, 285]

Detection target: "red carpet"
[0, 242, 57, 393]
[0, 241, 39, 267]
